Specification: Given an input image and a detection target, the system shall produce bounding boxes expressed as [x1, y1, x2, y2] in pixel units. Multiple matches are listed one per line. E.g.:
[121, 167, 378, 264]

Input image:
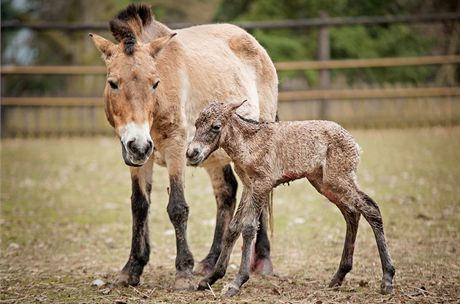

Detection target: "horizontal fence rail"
[2, 55, 459, 75]
[2, 87, 459, 106]
[279, 87, 460, 101]
[275, 55, 460, 70]
[2, 13, 460, 31]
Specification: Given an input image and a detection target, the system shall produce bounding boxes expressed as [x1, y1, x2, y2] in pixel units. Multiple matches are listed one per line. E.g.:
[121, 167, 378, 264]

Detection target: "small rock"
[416, 213, 432, 220]
[100, 288, 111, 295]
[7, 243, 20, 251]
[91, 278, 105, 287]
[105, 238, 115, 249]
[293, 217, 305, 225]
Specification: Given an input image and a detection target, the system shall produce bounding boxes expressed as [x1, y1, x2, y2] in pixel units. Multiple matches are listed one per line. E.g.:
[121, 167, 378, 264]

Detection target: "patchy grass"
[1, 127, 459, 303]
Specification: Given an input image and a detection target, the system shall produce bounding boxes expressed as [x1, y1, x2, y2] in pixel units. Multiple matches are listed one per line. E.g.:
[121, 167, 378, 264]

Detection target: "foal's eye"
[108, 80, 118, 90]
[152, 80, 160, 91]
[211, 123, 222, 132]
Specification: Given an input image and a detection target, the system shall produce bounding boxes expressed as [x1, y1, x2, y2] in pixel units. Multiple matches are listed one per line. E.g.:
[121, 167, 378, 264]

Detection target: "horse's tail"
[268, 190, 274, 238]
[267, 111, 278, 238]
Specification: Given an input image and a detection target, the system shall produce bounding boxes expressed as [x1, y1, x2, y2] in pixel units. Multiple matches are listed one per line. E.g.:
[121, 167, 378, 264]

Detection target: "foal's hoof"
[174, 274, 195, 291]
[222, 283, 240, 297]
[197, 279, 210, 291]
[116, 272, 140, 287]
[380, 281, 393, 295]
[251, 257, 273, 275]
[194, 260, 214, 276]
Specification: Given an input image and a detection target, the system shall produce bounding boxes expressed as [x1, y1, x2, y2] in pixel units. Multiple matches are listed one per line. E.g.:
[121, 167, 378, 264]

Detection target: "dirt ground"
[1, 127, 459, 303]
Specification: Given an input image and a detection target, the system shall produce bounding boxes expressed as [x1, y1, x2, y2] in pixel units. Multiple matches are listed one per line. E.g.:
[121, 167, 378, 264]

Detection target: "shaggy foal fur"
[187, 101, 395, 297]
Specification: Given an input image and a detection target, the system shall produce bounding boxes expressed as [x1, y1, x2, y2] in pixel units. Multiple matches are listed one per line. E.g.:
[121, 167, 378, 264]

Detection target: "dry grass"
[1, 127, 459, 303]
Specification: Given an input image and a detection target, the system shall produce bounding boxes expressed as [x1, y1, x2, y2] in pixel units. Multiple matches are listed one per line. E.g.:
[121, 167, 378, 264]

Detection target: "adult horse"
[89, 4, 278, 288]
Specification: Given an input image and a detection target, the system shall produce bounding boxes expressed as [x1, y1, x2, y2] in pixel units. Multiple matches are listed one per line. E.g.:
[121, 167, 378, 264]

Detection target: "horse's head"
[187, 100, 246, 166]
[89, 4, 175, 167]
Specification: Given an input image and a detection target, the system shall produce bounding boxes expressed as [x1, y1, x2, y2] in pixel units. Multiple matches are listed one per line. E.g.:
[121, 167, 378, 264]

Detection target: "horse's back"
[175, 23, 278, 122]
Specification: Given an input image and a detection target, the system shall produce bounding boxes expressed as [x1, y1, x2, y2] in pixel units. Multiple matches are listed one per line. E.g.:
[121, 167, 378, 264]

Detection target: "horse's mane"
[109, 4, 154, 55]
[236, 113, 260, 125]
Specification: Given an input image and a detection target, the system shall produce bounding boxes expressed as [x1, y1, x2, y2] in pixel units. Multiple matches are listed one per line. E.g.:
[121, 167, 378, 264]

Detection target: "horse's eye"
[152, 80, 160, 90]
[211, 123, 221, 132]
[108, 80, 118, 90]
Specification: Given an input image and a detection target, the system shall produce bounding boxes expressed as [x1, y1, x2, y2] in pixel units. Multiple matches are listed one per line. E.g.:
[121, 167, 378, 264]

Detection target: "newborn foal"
[186, 101, 395, 296]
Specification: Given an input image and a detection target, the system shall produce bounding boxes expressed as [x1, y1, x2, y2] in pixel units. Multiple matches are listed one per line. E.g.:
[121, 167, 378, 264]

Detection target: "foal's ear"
[89, 33, 115, 61]
[230, 99, 247, 111]
[149, 33, 177, 58]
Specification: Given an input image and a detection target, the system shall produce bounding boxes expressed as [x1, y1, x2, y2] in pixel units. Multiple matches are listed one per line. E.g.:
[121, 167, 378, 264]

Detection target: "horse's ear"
[149, 33, 176, 58]
[89, 33, 114, 60]
[230, 99, 247, 111]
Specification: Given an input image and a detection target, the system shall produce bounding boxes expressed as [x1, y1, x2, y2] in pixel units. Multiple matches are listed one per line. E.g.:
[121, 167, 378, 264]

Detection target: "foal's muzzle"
[186, 143, 204, 166]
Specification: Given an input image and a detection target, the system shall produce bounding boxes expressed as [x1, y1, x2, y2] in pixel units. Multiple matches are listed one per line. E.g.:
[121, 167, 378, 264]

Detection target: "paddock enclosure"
[1, 1, 460, 303]
[1, 128, 459, 303]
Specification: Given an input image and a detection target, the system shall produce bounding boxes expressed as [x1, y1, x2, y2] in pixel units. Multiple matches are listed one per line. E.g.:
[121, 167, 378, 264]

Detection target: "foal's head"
[186, 100, 246, 166]
[89, 5, 175, 167]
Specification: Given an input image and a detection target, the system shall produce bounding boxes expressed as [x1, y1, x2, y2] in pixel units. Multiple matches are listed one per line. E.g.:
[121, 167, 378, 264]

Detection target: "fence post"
[318, 11, 331, 120]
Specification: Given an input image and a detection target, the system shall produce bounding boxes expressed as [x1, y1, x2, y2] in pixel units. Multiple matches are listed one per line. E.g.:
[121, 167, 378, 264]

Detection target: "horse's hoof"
[194, 260, 214, 276]
[380, 281, 393, 295]
[222, 283, 240, 297]
[116, 272, 140, 287]
[174, 274, 195, 291]
[251, 257, 273, 275]
[328, 276, 343, 288]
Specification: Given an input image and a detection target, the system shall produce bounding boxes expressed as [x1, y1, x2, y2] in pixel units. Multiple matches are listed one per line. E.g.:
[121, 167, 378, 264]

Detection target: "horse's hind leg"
[356, 190, 395, 294]
[195, 164, 237, 275]
[117, 157, 154, 286]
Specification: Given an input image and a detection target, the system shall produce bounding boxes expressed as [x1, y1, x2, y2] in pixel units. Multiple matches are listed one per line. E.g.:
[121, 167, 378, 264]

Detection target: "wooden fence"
[1, 13, 459, 136]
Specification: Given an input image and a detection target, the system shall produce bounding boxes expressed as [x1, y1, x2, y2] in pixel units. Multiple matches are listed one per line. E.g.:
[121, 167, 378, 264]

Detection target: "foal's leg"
[356, 190, 395, 294]
[328, 204, 360, 287]
[117, 157, 154, 286]
[197, 188, 250, 290]
[195, 164, 237, 275]
[309, 174, 360, 289]
[251, 207, 273, 275]
[164, 140, 194, 289]
[223, 193, 267, 297]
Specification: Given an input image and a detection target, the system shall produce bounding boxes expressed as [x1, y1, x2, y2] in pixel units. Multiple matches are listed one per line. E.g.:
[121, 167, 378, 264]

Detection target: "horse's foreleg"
[164, 142, 195, 290]
[117, 158, 153, 286]
[195, 164, 237, 276]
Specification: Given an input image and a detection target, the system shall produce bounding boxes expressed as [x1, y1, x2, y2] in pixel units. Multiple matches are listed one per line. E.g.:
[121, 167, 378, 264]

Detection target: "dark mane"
[236, 113, 260, 125]
[109, 4, 153, 55]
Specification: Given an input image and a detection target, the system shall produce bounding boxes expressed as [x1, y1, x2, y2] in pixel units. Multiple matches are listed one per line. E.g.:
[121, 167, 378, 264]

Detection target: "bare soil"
[1, 127, 459, 303]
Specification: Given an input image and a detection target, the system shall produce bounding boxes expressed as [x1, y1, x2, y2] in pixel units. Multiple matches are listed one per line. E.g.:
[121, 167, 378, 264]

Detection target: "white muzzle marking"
[118, 121, 153, 165]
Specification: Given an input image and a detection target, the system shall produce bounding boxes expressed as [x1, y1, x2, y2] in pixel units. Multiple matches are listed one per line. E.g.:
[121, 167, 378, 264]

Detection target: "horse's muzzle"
[121, 139, 153, 167]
